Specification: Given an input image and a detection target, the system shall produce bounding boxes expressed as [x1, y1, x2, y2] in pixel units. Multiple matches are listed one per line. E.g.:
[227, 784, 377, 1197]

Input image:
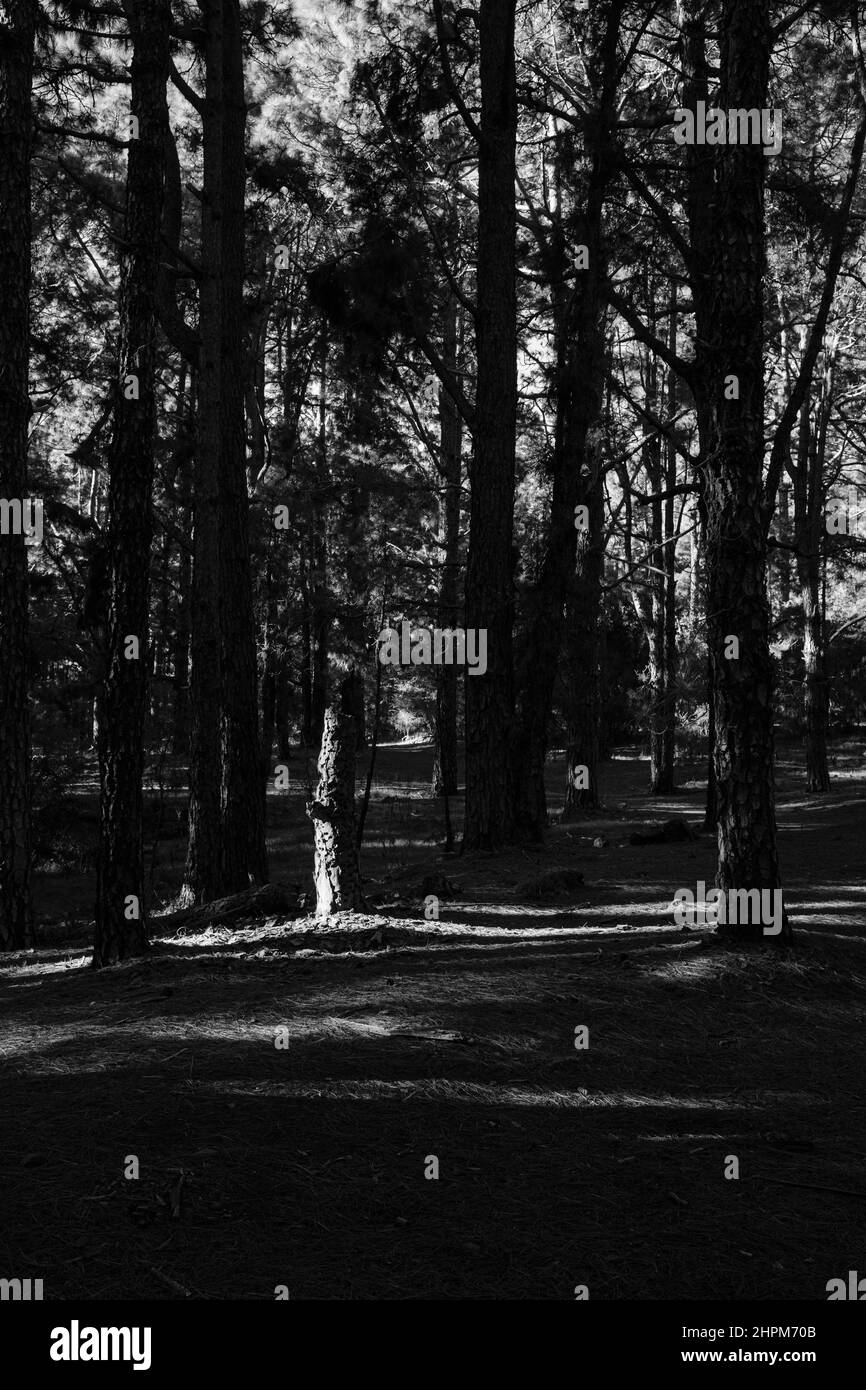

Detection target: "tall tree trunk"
[217, 0, 267, 889]
[0, 0, 35, 950]
[185, 0, 228, 903]
[94, 0, 171, 966]
[463, 0, 518, 850]
[185, 0, 267, 900]
[702, 0, 788, 940]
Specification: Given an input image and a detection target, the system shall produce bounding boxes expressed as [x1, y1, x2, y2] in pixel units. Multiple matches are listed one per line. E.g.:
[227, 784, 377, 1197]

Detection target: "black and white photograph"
[1, 0, 865, 1356]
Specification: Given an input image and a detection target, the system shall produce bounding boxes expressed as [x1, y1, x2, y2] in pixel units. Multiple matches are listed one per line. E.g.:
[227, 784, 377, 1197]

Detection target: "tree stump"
[307, 703, 361, 917]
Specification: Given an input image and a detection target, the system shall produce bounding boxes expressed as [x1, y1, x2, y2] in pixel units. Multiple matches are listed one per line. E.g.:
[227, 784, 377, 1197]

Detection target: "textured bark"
[433, 296, 462, 798]
[463, 0, 518, 849]
[184, 0, 227, 904]
[308, 703, 361, 917]
[185, 0, 267, 900]
[512, 0, 621, 841]
[95, 0, 172, 966]
[702, 0, 788, 940]
[218, 0, 267, 889]
[0, 0, 35, 950]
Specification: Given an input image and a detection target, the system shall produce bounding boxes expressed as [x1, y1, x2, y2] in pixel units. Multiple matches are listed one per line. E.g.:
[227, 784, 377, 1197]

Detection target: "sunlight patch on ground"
[645, 955, 731, 982]
[198, 1077, 738, 1109]
[0, 952, 90, 978]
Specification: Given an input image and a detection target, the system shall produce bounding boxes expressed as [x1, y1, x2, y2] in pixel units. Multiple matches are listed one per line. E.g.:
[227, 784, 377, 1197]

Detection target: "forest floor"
[2, 740, 865, 1300]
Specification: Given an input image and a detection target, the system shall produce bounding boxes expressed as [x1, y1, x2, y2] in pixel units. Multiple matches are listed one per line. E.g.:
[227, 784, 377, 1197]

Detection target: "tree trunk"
[702, 0, 788, 941]
[0, 0, 35, 950]
[463, 0, 518, 850]
[308, 702, 361, 917]
[217, 0, 267, 889]
[95, 0, 171, 966]
[184, 0, 225, 904]
[185, 0, 267, 900]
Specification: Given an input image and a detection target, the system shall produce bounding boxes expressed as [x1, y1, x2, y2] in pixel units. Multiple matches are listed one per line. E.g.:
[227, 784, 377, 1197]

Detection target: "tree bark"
[463, 0, 518, 850]
[184, 0, 225, 903]
[95, 0, 172, 966]
[702, 0, 789, 940]
[217, 0, 267, 889]
[185, 0, 267, 900]
[308, 701, 361, 917]
[0, 0, 35, 950]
